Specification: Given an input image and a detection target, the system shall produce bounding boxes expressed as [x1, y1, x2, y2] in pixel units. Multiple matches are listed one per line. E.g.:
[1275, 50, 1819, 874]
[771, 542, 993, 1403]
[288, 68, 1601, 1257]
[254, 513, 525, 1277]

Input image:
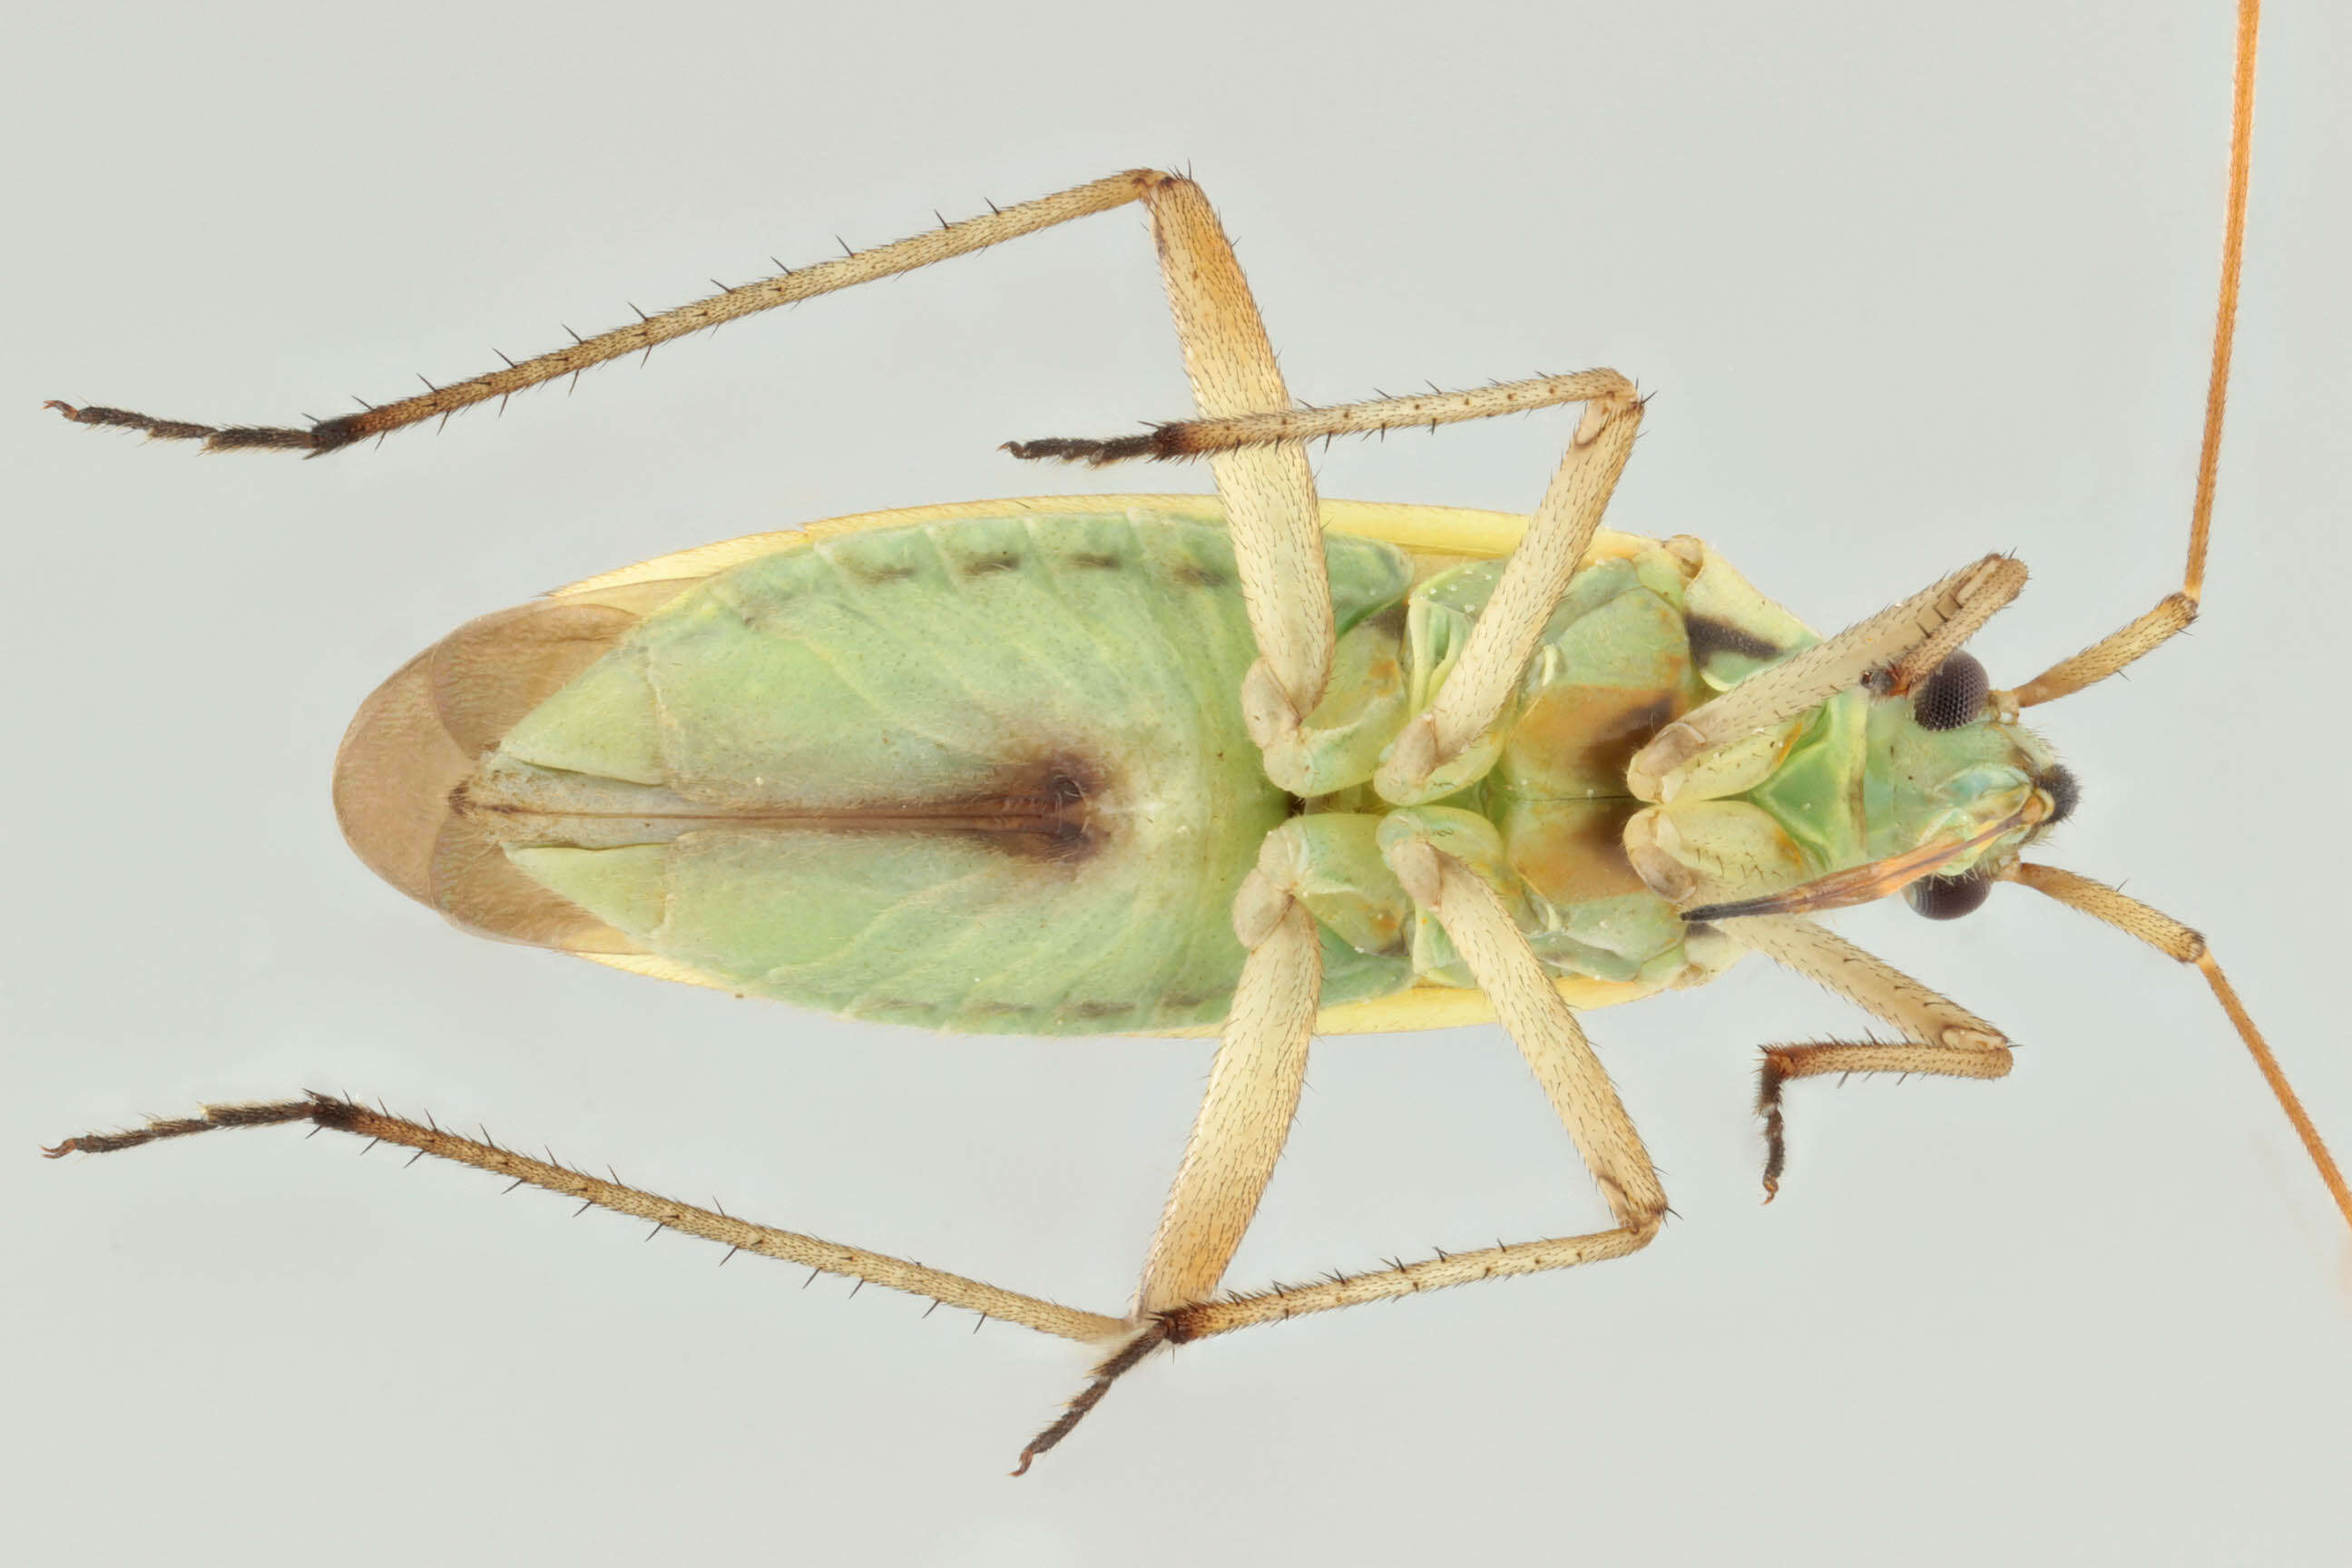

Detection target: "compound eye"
[1912, 652, 1990, 731]
[1905, 864, 1994, 920]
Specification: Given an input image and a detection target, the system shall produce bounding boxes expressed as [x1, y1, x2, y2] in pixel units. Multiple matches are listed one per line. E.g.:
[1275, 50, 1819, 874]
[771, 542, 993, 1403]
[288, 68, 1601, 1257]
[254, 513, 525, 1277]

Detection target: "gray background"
[9, 1, 2348, 1563]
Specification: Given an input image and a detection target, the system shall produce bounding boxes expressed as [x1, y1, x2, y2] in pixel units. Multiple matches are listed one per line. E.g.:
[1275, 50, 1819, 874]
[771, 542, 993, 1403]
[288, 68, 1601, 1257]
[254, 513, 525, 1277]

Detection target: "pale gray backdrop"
[9, 2, 2348, 1563]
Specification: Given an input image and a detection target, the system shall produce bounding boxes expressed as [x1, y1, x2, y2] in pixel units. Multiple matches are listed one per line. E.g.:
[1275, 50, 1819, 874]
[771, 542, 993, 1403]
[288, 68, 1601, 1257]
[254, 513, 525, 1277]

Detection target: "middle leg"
[1120, 179, 1645, 799]
[1162, 825, 1671, 1345]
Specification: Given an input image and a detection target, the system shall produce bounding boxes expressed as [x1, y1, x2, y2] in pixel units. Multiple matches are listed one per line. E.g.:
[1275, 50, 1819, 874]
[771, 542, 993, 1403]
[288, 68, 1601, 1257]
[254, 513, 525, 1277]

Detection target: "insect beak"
[1680, 805, 2033, 924]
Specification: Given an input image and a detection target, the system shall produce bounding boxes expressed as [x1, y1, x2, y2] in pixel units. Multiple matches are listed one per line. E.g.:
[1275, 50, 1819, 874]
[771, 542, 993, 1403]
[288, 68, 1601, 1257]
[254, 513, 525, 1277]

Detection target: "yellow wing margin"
[577, 952, 1664, 1034]
[555, 494, 1651, 594]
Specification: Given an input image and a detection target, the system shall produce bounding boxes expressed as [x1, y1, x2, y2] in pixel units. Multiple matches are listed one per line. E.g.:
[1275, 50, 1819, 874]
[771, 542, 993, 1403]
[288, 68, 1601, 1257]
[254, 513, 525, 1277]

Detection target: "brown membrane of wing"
[332, 582, 693, 953]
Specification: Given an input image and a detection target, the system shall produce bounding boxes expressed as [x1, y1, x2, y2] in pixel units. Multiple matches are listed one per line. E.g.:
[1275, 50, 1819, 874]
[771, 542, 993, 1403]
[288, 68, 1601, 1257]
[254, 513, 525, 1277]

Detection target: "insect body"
[340, 499, 2063, 1042]
[43, 0, 2343, 1472]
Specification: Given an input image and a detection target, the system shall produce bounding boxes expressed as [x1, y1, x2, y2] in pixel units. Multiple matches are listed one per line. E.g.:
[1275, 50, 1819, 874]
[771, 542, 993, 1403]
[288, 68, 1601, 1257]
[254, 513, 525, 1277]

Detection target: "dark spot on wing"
[1068, 1000, 1129, 1019]
[839, 560, 917, 585]
[715, 577, 808, 632]
[1168, 561, 1229, 590]
[943, 754, 1102, 860]
[1067, 552, 1126, 571]
[958, 554, 1024, 577]
[1684, 613, 1781, 665]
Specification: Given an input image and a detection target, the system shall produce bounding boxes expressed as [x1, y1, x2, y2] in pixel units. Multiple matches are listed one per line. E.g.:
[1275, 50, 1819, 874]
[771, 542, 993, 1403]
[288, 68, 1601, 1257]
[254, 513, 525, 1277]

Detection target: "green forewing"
[489, 512, 1414, 1033]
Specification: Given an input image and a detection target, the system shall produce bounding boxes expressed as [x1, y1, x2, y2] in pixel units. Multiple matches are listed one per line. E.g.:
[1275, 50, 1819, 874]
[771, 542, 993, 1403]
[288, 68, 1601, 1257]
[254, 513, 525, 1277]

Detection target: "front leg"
[1725, 915, 2014, 1199]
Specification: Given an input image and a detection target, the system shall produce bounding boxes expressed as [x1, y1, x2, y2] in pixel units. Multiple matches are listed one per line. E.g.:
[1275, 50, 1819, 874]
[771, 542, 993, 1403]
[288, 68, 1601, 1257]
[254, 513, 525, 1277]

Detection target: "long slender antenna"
[2003, 0, 2259, 710]
[2004, 864, 2350, 1236]
[2184, 0, 2261, 603]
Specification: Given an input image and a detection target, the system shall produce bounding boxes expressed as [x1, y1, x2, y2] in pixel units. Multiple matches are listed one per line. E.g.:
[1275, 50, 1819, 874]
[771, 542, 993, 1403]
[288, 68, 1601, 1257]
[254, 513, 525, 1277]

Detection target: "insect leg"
[1373, 381, 1643, 802]
[1132, 877, 1322, 1318]
[1002, 370, 1632, 464]
[45, 170, 1163, 453]
[41, 1094, 1126, 1343]
[1014, 367, 1647, 806]
[1014, 871, 1325, 1475]
[1031, 177, 1645, 805]
[1717, 915, 2012, 1200]
[1152, 833, 1669, 1345]
[1136, 176, 1335, 763]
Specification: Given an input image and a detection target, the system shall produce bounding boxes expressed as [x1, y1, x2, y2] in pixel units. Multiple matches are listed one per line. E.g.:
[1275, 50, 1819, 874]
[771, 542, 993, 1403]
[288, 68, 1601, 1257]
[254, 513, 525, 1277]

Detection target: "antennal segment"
[2004, 861, 2352, 1236]
[2001, 0, 2259, 710]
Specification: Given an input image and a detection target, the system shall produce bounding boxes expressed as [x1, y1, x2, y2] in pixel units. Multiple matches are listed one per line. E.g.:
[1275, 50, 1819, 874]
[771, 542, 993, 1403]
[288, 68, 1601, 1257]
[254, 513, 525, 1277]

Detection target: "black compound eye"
[1912, 652, 1990, 731]
[1905, 864, 1994, 920]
